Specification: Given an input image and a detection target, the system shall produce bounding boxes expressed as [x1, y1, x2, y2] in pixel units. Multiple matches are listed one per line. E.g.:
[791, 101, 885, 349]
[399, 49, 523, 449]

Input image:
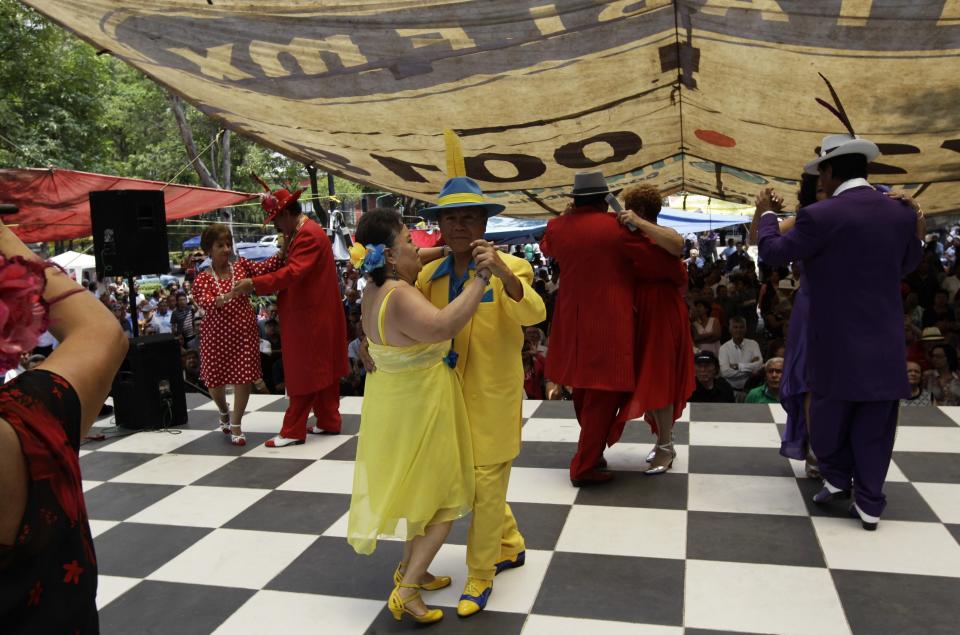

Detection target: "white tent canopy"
[50, 250, 98, 283]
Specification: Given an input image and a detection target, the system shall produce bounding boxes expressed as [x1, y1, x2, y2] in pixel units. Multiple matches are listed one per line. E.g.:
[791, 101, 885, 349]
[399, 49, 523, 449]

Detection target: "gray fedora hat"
[563, 170, 622, 198]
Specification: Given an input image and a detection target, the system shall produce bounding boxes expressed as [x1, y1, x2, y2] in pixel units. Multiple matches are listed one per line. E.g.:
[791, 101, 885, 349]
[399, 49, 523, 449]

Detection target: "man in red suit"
[234, 189, 348, 447]
[541, 171, 649, 486]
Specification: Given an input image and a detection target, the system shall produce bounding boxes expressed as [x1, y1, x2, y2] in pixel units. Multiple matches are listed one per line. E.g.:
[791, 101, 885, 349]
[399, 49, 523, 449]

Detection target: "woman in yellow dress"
[347, 209, 489, 624]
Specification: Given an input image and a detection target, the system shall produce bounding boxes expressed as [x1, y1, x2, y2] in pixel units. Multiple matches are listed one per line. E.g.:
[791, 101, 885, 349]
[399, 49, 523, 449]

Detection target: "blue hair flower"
[361, 244, 386, 273]
[444, 348, 459, 369]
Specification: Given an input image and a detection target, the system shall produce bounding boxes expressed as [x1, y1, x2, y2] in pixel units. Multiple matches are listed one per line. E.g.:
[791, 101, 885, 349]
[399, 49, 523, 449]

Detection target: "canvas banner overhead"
[22, 1, 960, 216]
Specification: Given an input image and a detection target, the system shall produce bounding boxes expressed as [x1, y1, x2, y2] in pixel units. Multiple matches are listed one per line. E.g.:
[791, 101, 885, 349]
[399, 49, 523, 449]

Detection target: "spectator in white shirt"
[719, 316, 763, 391]
[150, 302, 173, 334]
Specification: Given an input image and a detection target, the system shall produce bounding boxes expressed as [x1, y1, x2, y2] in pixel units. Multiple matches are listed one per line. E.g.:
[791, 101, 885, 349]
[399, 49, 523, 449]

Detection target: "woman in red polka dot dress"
[193, 223, 282, 445]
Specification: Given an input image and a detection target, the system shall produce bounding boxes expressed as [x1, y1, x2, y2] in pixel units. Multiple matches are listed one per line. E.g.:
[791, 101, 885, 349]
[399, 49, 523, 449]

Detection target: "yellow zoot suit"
[418, 252, 546, 580]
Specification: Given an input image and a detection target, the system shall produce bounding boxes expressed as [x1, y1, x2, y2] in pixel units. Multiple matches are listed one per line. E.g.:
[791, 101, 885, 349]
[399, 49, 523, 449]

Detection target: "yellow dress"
[347, 287, 475, 555]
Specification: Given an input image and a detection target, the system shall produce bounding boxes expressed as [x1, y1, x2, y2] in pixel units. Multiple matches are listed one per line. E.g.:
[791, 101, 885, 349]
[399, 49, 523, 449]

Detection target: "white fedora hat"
[804, 134, 880, 175]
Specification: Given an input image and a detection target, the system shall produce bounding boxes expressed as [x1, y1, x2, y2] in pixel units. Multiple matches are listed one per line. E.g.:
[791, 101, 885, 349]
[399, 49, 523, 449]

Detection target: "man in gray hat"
[541, 171, 654, 486]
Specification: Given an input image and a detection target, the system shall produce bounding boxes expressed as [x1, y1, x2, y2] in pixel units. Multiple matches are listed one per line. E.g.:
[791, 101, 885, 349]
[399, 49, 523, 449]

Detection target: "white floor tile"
[688, 421, 782, 448]
[688, 474, 808, 516]
[212, 590, 383, 635]
[79, 449, 92, 457]
[521, 418, 581, 443]
[522, 400, 543, 418]
[82, 480, 103, 493]
[936, 405, 960, 424]
[684, 559, 850, 635]
[111, 454, 236, 485]
[813, 517, 960, 577]
[893, 426, 960, 453]
[556, 506, 686, 559]
[126, 485, 269, 528]
[97, 429, 211, 455]
[914, 482, 960, 523]
[88, 519, 119, 538]
[276, 459, 355, 494]
[148, 528, 316, 589]
[229, 410, 283, 433]
[96, 575, 140, 610]
[243, 433, 352, 460]
[769, 403, 788, 424]
[522, 615, 682, 635]
[506, 467, 579, 505]
[339, 396, 363, 415]
[885, 459, 909, 482]
[415, 544, 553, 614]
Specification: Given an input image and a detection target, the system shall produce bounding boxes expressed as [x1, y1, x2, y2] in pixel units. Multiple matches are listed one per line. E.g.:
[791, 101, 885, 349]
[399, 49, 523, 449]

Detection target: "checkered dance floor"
[79, 394, 960, 634]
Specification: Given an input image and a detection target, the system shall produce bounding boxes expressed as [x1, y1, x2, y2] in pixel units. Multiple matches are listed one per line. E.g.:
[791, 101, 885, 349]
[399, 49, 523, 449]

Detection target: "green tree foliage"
[0, 0, 367, 246]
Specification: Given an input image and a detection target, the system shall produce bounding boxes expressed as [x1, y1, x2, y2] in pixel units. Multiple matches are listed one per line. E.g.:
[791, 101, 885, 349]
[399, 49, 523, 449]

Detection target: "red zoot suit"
[541, 204, 657, 480]
[253, 218, 349, 438]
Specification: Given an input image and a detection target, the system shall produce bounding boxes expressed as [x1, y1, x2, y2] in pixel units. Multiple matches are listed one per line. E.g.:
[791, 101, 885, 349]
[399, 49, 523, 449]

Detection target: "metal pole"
[128, 274, 139, 338]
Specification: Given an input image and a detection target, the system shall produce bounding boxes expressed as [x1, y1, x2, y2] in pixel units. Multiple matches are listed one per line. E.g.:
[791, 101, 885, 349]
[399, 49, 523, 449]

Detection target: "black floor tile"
[224, 491, 350, 534]
[685, 629, 769, 635]
[514, 442, 574, 469]
[947, 524, 960, 546]
[446, 502, 571, 552]
[163, 409, 225, 431]
[897, 407, 959, 427]
[532, 401, 576, 418]
[185, 392, 212, 409]
[79, 451, 157, 481]
[365, 606, 525, 634]
[533, 552, 684, 625]
[797, 480, 939, 523]
[172, 431, 276, 456]
[267, 536, 403, 599]
[323, 435, 359, 461]
[832, 570, 960, 635]
[620, 420, 689, 445]
[575, 471, 688, 510]
[688, 446, 794, 477]
[194, 457, 313, 489]
[686, 511, 825, 567]
[98, 581, 255, 635]
[893, 452, 960, 484]
[95, 523, 212, 577]
[84, 482, 180, 521]
[340, 414, 362, 436]
[691, 403, 773, 423]
[258, 398, 290, 412]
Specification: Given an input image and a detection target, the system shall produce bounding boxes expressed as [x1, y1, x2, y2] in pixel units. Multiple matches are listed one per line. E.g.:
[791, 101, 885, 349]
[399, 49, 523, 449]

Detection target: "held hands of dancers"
[232, 278, 255, 296]
[471, 240, 507, 281]
[215, 291, 234, 308]
[754, 187, 785, 215]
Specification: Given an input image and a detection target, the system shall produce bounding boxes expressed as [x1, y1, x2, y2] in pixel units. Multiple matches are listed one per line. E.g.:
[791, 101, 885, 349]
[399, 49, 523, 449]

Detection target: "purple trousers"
[809, 397, 899, 518]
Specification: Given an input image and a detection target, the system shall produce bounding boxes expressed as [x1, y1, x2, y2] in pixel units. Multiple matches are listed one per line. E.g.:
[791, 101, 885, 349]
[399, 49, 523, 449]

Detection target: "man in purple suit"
[755, 134, 922, 530]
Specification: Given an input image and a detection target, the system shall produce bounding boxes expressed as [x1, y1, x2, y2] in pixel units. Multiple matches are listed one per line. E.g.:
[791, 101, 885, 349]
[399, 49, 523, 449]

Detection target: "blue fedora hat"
[420, 177, 505, 222]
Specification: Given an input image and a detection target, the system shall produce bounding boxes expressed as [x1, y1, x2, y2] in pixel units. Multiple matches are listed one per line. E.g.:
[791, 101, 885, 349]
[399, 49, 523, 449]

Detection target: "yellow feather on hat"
[444, 129, 466, 178]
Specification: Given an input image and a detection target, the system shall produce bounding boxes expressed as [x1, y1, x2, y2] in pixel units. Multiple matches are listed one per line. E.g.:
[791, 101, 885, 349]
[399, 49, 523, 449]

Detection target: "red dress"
[193, 257, 281, 388]
[613, 236, 696, 440]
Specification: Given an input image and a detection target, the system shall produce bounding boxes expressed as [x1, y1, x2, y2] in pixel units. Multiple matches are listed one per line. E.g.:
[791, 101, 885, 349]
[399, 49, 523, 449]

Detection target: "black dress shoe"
[571, 469, 614, 487]
[812, 485, 851, 504]
[595, 456, 607, 470]
[849, 505, 878, 531]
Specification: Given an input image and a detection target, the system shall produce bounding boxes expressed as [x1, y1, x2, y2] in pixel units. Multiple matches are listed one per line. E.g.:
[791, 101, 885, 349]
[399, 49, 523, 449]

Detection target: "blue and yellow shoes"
[494, 550, 526, 575]
[457, 577, 493, 617]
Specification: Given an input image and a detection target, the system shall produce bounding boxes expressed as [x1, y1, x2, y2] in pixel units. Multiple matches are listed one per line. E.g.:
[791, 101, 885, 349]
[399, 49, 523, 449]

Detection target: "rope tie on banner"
[161, 129, 224, 191]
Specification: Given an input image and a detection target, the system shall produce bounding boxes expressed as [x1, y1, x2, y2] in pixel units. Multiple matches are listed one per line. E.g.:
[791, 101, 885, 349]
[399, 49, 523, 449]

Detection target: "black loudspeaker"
[90, 190, 170, 278]
[111, 334, 188, 430]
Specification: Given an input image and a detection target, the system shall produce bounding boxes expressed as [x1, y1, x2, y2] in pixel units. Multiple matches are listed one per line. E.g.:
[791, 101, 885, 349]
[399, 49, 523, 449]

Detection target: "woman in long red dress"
[193, 224, 282, 445]
[612, 184, 695, 475]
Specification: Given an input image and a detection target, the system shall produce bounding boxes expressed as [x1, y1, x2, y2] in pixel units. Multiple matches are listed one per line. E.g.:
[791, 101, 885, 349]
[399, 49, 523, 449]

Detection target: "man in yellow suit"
[418, 176, 546, 617]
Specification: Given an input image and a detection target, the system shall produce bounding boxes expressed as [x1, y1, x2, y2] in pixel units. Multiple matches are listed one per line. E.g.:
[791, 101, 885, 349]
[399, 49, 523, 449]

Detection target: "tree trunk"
[166, 92, 220, 189]
[221, 129, 231, 190]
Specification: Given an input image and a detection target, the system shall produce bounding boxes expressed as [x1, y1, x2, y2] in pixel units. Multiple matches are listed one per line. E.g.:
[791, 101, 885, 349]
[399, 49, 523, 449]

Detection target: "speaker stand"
[128, 274, 139, 337]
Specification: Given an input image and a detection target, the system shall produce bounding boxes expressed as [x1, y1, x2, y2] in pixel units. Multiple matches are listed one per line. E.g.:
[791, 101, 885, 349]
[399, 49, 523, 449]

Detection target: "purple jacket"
[758, 186, 921, 401]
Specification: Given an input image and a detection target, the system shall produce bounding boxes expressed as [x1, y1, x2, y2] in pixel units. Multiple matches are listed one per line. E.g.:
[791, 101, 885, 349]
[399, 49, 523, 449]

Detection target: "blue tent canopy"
[182, 235, 201, 249]
[656, 208, 753, 234]
[484, 216, 548, 245]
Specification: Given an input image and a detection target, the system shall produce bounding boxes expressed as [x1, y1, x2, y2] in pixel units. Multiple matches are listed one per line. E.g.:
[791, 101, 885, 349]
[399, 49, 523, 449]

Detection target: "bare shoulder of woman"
[0, 417, 27, 545]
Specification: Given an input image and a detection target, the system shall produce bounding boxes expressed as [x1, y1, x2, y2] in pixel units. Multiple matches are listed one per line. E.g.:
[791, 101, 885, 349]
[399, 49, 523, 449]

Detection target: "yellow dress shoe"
[457, 577, 492, 618]
[393, 562, 452, 591]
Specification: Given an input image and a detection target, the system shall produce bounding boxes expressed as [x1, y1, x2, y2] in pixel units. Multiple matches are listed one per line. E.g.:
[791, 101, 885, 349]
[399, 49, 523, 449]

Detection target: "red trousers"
[279, 383, 341, 440]
[570, 388, 630, 480]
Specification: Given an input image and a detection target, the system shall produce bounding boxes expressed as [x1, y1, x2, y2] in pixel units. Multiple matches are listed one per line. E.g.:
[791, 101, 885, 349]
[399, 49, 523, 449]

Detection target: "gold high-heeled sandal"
[393, 562, 451, 591]
[644, 441, 676, 475]
[388, 583, 443, 623]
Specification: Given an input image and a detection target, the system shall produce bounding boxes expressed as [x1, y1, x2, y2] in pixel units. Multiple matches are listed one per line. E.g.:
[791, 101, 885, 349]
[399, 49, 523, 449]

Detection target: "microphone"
[0, 203, 19, 216]
[605, 193, 636, 232]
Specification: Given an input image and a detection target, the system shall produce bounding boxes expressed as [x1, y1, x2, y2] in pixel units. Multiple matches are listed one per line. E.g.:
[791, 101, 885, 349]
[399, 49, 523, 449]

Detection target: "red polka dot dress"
[193, 257, 280, 388]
